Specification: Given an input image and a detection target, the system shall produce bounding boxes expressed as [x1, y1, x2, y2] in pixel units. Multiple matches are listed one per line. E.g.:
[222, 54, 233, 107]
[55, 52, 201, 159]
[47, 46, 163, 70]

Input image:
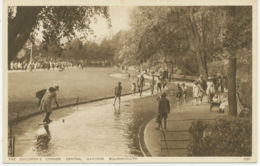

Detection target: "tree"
[223, 7, 252, 116]
[8, 6, 110, 68]
[117, 7, 225, 77]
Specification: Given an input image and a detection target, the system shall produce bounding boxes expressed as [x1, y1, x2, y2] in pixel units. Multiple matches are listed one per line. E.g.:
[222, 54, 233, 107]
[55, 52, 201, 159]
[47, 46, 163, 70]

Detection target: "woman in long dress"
[193, 81, 200, 105]
[39, 87, 59, 123]
[206, 77, 216, 103]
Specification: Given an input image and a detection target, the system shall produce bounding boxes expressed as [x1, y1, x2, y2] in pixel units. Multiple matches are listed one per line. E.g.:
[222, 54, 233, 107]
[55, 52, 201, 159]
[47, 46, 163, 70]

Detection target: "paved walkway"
[143, 97, 227, 156]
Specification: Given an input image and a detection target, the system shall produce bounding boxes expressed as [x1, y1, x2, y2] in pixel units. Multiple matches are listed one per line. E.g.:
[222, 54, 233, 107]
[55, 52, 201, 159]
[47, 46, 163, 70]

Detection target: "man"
[150, 76, 155, 95]
[39, 87, 60, 123]
[139, 75, 145, 96]
[36, 86, 59, 106]
[157, 92, 171, 130]
[113, 82, 122, 105]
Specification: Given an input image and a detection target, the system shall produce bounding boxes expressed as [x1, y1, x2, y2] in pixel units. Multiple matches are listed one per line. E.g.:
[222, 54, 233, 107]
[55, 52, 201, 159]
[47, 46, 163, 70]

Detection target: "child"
[176, 83, 183, 107]
[113, 82, 122, 105]
[132, 82, 136, 95]
[219, 96, 228, 113]
[181, 83, 187, 104]
[40, 87, 60, 123]
[210, 94, 220, 111]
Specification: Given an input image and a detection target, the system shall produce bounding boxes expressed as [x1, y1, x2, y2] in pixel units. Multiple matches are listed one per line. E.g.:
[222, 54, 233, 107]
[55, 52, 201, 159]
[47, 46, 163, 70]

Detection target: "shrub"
[188, 118, 252, 156]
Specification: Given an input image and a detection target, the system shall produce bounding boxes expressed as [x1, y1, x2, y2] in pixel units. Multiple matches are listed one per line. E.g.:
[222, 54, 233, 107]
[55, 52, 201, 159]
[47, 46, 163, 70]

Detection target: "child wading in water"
[39, 87, 59, 123]
[132, 82, 136, 95]
[113, 82, 122, 105]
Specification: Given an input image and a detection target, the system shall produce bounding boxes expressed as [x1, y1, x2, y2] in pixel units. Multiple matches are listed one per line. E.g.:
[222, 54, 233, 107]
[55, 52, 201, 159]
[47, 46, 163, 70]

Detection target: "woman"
[181, 83, 187, 104]
[192, 81, 200, 105]
[39, 87, 59, 123]
[206, 77, 215, 103]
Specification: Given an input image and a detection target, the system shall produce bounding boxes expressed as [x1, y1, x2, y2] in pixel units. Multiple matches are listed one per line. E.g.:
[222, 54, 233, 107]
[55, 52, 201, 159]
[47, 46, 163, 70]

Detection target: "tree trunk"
[228, 57, 237, 116]
[8, 7, 42, 68]
[196, 52, 208, 78]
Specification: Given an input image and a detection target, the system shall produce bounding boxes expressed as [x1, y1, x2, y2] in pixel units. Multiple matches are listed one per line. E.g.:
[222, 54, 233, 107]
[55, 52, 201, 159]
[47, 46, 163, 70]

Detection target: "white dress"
[193, 84, 200, 98]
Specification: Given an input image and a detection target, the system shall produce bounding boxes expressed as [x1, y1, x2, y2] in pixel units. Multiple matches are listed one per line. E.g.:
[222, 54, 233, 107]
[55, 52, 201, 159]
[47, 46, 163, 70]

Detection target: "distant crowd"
[9, 60, 84, 71]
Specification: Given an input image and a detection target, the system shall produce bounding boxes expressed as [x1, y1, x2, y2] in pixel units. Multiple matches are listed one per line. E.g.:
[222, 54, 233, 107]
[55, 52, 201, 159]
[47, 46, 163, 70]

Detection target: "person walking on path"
[39, 87, 60, 123]
[136, 77, 140, 93]
[139, 75, 145, 96]
[113, 82, 122, 105]
[131, 82, 136, 96]
[176, 83, 183, 107]
[157, 92, 171, 130]
[36, 86, 59, 106]
[150, 76, 155, 96]
[198, 75, 207, 103]
[156, 77, 162, 93]
[181, 83, 187, 104]
[206, 77, 215, 103]
[216, 74, 223, 92]
[192, 81, 200, 105]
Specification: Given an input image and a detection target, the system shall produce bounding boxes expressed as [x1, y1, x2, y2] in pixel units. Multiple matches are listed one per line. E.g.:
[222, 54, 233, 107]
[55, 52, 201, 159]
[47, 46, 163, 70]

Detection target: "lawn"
[8, 67, 134, 122]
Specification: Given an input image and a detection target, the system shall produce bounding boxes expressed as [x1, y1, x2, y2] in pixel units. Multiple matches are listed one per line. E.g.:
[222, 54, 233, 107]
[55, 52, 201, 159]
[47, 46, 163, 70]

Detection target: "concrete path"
[144, 97, 227, 156]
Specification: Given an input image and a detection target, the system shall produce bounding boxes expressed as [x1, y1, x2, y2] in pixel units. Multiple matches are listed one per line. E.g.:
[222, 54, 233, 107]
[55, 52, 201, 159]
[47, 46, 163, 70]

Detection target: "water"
[12, 91, 153, 157]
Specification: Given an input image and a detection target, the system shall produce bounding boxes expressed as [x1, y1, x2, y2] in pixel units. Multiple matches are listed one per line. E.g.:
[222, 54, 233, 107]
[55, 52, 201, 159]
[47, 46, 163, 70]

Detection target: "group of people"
[35, 71, 228, 131]
[176, 83, 188, 106]
[131, 75, 145, 96]
[192, 74, 228, 113]
[9, 60, 78, 71]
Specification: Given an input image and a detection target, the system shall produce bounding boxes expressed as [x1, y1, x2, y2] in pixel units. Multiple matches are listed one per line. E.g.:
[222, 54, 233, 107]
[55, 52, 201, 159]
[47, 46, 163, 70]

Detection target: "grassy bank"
[8, 67, 135, 122]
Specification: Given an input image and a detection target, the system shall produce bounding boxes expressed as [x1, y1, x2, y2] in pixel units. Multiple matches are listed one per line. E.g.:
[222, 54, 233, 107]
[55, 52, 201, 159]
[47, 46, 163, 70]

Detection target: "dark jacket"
[36, 89, 47, 100]
[158, 97, 170, 114]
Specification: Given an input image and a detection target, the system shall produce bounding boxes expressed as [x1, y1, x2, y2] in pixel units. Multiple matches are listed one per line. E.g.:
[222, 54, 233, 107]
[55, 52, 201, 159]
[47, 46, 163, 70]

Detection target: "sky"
[88, 6, 134, 42]
[32, 6, 134, 45]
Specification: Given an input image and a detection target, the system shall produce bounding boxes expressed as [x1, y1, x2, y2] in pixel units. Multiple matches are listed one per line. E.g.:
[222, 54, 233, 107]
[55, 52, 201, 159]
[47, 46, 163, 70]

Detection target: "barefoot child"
[39, 87, 59, 123]
[113, 82, 122, 105]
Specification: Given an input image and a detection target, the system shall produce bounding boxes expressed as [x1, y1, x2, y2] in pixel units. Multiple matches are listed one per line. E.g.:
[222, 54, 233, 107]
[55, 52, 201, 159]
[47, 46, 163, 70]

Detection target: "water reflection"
[14, 93, 155, 157]
[34, 124, 51, 155]
[113, 105, 121, 116]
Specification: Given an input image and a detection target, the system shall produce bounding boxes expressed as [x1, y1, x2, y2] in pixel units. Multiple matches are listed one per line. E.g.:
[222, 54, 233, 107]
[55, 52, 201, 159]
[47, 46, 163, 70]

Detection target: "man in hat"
[36, 86, 59, 106]
[157, 92, 171, 130]
[113, 82, 122, 105]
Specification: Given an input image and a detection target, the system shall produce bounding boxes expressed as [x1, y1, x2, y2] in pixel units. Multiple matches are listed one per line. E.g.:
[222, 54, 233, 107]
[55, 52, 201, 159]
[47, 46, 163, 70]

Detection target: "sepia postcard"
[2, 0, 258, 163]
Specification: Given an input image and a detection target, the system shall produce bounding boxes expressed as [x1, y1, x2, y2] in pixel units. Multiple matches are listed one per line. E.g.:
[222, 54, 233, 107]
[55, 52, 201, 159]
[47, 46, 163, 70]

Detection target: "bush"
[188, 118, 252, 156]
